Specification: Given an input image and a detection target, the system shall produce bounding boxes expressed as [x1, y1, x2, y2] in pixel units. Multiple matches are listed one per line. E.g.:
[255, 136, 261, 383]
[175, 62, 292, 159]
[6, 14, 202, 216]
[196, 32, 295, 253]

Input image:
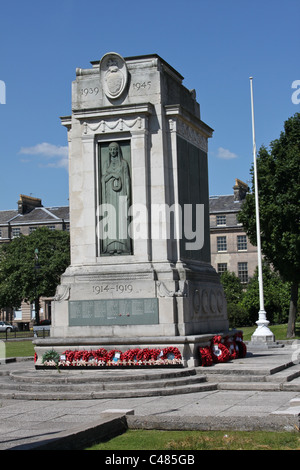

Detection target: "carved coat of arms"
[100, 52, 128, 100]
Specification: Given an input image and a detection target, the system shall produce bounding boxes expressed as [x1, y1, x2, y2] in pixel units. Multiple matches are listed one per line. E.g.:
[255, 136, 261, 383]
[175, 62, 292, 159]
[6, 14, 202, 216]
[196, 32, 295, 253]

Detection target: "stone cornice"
[165, 104, 213, 152]
[72, 102, 153, 121]
[165, 104, 214, 138]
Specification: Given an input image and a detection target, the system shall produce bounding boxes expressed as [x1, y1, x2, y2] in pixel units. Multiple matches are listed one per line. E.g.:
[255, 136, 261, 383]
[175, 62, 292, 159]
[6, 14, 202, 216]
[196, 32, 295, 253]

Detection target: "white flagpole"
[249, 77, 274, 344]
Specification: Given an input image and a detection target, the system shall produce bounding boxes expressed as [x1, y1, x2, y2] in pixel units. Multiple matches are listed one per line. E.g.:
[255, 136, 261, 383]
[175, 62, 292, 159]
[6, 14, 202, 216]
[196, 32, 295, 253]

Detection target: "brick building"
[0, 194, 69, 242]
[209, 179, 258, 283]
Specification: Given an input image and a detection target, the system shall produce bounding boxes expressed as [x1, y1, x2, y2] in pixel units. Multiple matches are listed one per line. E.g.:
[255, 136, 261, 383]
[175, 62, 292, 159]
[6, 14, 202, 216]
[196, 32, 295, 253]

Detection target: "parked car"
[0, 321, 17, 332]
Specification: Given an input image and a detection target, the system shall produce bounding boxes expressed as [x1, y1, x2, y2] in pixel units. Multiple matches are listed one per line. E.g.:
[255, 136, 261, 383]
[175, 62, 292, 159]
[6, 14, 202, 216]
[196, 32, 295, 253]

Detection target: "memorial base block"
[33, 333, 229, 368]
[35, 261, 229, 368]
[51, 261, 228, 334]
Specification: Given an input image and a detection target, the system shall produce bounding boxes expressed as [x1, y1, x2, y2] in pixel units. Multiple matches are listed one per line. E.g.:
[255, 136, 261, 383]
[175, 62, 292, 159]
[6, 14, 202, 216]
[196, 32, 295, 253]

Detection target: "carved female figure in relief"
[101, 142, 132, 255]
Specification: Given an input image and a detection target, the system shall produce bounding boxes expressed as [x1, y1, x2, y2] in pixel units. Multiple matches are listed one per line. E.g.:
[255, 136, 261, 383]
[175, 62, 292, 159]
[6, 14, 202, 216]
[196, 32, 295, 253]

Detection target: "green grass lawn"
[4, 340, 35, 358]
[86, 429, 300, 451]
[239, 323, 300, 341]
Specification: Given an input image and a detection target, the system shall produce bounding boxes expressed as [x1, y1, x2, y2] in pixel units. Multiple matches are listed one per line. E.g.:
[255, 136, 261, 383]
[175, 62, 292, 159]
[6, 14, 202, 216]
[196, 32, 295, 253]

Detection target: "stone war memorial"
[34, 53, 232, 368]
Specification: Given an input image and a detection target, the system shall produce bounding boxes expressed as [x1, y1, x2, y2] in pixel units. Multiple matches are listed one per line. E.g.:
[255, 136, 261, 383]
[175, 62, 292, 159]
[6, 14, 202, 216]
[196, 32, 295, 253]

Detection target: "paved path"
[1, 344, 300, 450]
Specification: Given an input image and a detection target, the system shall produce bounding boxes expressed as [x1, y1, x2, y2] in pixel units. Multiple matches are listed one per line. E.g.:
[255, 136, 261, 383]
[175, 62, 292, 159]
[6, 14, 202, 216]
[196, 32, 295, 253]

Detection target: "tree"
[241, 263, 291, 325]
[0, 227, 70, 324]
[220, 271, 244, 304]
[238, 113, 300, 337]
[220, 271, 247, 327]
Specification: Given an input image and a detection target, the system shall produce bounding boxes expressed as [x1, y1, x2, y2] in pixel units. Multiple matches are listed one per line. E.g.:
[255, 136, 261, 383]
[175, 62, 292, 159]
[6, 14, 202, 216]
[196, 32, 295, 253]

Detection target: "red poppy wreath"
[210, 336, 230, 363]
[234, 332, 247, 358]
[223, 335, 239, 360]
[199, 346, 213, 367]
[161, 347, 182, 360]
[122, 348, 141, 363]
[106, 349, 123, 363]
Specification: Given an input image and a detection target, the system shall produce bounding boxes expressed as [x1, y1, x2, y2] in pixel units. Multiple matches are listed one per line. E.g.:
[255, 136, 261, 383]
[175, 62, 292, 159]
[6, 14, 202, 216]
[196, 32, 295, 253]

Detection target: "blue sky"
[0, 0, 299, 210]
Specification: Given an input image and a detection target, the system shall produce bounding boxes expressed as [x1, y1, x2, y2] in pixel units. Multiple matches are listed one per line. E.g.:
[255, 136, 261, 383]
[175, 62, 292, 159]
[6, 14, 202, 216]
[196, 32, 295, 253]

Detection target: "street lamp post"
[249, 77, 274, 344]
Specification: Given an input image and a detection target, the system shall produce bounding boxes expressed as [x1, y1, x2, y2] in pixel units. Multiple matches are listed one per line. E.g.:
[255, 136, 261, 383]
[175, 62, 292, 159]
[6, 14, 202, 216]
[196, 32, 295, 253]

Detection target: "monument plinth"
[34, 53, 229, 367]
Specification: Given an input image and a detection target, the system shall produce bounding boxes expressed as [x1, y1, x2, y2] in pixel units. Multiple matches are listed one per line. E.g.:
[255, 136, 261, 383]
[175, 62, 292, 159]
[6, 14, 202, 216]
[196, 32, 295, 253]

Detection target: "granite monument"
[34, 53, 229, 366]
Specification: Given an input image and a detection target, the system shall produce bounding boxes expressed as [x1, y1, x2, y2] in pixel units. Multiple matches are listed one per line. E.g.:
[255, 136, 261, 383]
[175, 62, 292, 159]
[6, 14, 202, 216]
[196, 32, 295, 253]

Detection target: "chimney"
[233, 179, 249, 201]
[17, 194, 42, 214]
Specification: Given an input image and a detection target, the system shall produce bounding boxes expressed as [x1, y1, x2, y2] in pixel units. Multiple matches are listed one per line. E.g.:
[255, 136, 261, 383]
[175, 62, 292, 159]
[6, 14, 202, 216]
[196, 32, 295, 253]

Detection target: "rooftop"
[0, 195, 69, 226]
[209, 178, 250, 214]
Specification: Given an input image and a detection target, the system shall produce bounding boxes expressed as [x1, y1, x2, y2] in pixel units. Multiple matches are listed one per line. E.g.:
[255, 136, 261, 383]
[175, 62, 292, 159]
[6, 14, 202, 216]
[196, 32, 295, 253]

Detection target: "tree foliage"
[0, 227, 70, 313]
[220, 271, 244, 304]
[220, 271, 248, 327]
[238, 113, 300, 336]
[220, 267, 290, 328]
[241, 263, 291, 325]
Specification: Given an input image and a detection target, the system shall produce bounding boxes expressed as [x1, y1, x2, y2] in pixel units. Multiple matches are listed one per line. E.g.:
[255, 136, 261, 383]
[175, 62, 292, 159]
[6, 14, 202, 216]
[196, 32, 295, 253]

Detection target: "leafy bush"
[226, 301, 252, 328]
[220, 264, 292, 327]
[241, 264, 291, 324]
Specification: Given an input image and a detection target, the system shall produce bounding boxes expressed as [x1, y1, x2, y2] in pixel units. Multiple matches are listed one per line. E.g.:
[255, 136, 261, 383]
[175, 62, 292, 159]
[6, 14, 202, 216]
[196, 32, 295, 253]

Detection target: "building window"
[14, 308, 22, 321]
[216, 215, 226, 226]
[237, 235, 247, 251]
[29, 227, 37, 233]
[0, 230, 2, 238]
[48, 226, 55, 231]
[217, 236, 227, 252]
[12, 227, 21, 238]
[217, 263, 227, 274]
[31, 303, 36, 320]
[238, 262, 248, 283]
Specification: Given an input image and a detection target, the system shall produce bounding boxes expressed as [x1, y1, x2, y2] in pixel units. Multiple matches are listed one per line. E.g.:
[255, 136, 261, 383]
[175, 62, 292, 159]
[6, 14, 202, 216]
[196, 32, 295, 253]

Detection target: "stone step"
[281, 382, 300, 392]
[265, 367, 300, 383]
[217, 382, 282, 391]
[12, 367, 196, 384]
[0, 365, 219, 400]
[288, 398, 300, 407]
[2, 354, 300, 399]
[197, 360, 300, 380]
[1, 372, 207, 393]
[205, 366, 300, 384]
[195, 359, 300, 391]
[216, 381, 300, 392]
[198, 366, 273, 377]
[198, 363, 297, 377]
[0, 381, 218, 400]
[206, 374, 267, 383]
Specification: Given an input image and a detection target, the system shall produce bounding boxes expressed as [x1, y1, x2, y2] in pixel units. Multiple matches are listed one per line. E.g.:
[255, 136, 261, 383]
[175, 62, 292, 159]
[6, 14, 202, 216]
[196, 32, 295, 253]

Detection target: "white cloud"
[19, 142, 68, 169]
[216, 147, 238, 160]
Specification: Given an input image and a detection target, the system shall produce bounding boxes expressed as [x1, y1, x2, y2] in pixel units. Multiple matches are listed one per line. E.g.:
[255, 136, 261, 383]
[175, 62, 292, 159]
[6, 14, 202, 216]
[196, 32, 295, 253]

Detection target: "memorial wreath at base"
[199, 332, 247, 367]
[36, 346, 183, 369]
